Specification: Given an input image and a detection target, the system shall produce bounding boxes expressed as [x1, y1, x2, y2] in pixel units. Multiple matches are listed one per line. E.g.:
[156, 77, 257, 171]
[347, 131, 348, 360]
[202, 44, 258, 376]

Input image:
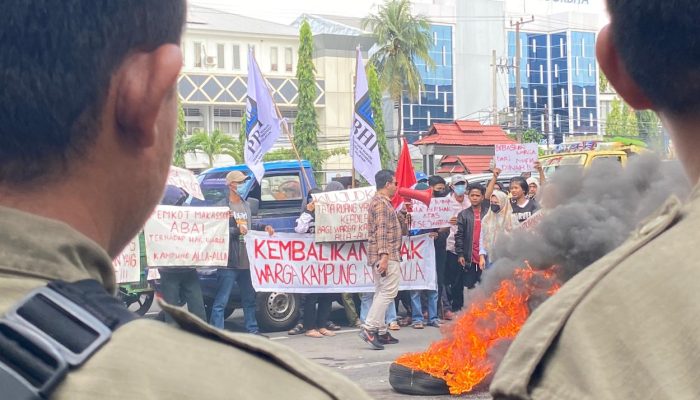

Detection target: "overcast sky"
[189, 0, 381, 24]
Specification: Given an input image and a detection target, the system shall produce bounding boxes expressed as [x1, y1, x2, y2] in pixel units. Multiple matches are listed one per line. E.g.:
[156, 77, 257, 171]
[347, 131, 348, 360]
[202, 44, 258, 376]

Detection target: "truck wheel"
[119, 291, 155, 316]
[255, 292, 300, 332]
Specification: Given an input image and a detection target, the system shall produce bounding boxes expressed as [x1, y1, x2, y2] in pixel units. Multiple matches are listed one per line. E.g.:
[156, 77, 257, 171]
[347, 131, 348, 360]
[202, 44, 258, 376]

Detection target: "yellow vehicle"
[539, 150, 628, 177]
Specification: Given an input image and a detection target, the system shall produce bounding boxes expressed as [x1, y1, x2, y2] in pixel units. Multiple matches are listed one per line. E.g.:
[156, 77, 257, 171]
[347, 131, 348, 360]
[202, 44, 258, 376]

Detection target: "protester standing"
[210, 170, 274, 335]
[510, 176, 540, 223]
[451, 171, 500, 310]
[479, 190, 518, 269]
[359, 170, 408, 350]
[443, 175, 470, 318]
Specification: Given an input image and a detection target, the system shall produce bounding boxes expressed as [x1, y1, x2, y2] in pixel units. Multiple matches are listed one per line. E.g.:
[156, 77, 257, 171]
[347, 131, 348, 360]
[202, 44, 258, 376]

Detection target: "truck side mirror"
[247, 198, 260, 216]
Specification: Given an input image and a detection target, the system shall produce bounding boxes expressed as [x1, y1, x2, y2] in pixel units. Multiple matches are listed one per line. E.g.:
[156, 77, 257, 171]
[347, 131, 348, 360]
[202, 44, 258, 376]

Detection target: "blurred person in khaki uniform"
[491, 1, 700, 399]
[0, 1, 368, 399]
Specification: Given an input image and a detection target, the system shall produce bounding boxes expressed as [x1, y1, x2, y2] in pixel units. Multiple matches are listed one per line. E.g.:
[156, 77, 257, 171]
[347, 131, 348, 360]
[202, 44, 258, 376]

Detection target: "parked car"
[184, 160, 317, 331]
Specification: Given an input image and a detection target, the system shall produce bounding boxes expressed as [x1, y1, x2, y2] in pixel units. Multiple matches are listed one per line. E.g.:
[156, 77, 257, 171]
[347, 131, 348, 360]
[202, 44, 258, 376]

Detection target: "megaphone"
[398, 187, 433, 207]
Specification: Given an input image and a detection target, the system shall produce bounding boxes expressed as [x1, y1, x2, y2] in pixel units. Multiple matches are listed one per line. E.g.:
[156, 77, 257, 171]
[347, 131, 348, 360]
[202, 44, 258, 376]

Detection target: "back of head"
[0, 0, 186, 186]
[325, 181, 345, 192]
[607, 0, 700, 114]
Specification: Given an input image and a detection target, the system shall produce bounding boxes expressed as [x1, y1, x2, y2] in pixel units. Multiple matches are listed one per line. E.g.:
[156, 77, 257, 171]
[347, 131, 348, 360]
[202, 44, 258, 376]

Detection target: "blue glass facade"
[509, 30, 598, 144]
[403, 24, 454, 143]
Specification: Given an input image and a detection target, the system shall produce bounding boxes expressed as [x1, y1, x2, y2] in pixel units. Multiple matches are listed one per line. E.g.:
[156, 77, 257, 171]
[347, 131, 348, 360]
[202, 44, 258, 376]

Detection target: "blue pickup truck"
[184, 160, 317, 331]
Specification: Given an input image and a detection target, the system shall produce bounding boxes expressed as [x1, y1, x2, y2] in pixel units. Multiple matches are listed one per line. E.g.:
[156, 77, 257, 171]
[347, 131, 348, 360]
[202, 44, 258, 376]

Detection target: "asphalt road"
[146, 303, 494, 400]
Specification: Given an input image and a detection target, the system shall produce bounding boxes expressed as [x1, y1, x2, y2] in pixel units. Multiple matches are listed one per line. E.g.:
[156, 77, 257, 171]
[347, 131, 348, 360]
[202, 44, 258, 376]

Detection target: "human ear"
[115, 44, 183, 147]
[596, 24, 654, 110]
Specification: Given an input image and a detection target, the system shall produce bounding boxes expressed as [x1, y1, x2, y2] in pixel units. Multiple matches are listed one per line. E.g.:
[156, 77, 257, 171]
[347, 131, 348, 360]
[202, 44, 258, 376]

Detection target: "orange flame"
[396, 267, 560, 395]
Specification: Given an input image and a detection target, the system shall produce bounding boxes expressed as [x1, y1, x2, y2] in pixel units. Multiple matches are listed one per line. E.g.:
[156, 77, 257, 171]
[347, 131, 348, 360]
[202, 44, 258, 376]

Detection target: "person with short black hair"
[359, 169, 408, 350]
[448, 170, 501, 310]
[510, 176, 540, 223]
[0, 2, 368, 398]
[491, 1, 700, 398]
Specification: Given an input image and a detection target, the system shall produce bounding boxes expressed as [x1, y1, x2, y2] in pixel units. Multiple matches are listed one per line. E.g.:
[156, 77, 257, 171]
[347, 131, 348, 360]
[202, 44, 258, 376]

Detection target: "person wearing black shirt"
[509, 176, 540, 223]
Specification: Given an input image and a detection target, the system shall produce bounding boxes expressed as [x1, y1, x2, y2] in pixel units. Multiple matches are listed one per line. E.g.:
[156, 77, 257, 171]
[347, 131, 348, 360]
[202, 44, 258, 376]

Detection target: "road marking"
[339, 361, 393, 370]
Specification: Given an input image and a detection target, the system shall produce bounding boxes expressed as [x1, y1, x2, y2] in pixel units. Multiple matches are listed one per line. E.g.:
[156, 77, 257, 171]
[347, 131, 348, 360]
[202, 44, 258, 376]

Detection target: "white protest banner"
[113, 237, 140, 283]
[245, 231, 436, 293]
[167, 166, 204, 200]
[517, 209, 546, 231]
[313, 186, 376, 242]
[350, 48, 382, 185]
[494, 143, 539, 173]
[409, 197, 453, 230]
[144, 205, 229, 267]
[244, 50, 282, 183]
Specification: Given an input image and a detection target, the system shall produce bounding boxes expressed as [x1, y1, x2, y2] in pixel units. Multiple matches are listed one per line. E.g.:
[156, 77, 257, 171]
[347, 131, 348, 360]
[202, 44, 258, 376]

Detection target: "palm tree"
[184, 130, 241, 167]
[363, 0, 435, 152]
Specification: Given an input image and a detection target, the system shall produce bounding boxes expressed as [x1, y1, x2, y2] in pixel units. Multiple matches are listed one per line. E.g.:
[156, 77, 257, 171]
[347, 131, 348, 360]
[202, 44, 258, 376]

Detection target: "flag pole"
[350, 47, 360, 189]
[251, 53, 314, 193]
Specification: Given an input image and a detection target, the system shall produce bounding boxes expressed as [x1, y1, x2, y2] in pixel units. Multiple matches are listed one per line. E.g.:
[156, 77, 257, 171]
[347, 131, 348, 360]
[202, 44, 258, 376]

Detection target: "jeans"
[360, 292, 397, 324]
[410, 290, 438, 324]
[445, 252, 465, 311]
[365, 260, 400, 334]
[158, 268, 206, 323]
[209, 268, 259, 333]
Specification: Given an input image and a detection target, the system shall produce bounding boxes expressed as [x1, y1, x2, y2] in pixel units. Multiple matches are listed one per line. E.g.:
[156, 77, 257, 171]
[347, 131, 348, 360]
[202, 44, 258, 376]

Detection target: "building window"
[443, 91, 448, 113]
[577, 107, 581, 127]
[427, 110, 431, 126]
[556, 114, 561, 128]
[232, 45, 240, 69]
[409, 104, 414, 125]
[433, 31, 438, 46]
[540, 65, 544, 84]
[588, 63, 593, 77]
[581, 38, 586, 57]
[285, 47, 293, 72]
[561, 88, 566, 107]
[575, 57, 580, 74]
[270, 46, 278, 71]
[590, 113, 594, 127]
[531, 38, 536, 51]
[554, 64, 559, 78]
[441, 46, 446, 66]
[435, 85, 439, 99]
[217, 44, 225, 68]
[582, 88, 587, 107]
[528, 113, 532, 128]
[560, 38, 564, 58]
[533, 88, 538, 103]
[526, 62, 530, 78]
[194, 42, 203, 67]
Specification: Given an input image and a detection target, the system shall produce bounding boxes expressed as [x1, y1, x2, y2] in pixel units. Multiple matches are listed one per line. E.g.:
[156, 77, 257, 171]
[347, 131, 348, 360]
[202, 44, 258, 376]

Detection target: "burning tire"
[389, 363, 450, 396]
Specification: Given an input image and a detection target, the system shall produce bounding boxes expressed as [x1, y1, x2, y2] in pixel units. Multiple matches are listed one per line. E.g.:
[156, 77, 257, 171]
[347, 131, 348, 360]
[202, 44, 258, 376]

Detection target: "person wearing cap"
[209, 170, 275, 335]
[415, 171, 429, 187]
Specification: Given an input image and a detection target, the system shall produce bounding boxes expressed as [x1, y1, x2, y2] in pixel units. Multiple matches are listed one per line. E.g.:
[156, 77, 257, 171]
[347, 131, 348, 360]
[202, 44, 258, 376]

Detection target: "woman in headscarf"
[479, 189, 518, 269]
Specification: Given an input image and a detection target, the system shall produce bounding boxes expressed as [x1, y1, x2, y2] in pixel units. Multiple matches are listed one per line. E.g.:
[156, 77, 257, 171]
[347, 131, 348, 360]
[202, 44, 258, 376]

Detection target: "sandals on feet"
[319, 328, 336, 337]
[305, 329, 323, 338]
[288, 323, 305, 335]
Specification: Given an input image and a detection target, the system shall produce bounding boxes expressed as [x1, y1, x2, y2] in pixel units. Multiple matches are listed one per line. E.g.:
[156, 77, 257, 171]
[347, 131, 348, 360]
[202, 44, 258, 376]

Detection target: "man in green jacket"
[0, 2, 368, 399]
[491, 1, 700, 399]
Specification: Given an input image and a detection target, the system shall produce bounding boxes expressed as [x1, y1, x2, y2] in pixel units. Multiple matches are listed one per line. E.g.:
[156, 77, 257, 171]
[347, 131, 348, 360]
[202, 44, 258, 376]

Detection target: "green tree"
[172, 102, 187, 167]
[599, 68, 610, 93]
[366, 63, 391, 168]
[184, 130, 239, 167]
[636, 110, 661, 139]
[231, 117, 246, 164]
[606, 98, 639, 137]
[293, 20, 323, 171]
[263, 148, 298, 162]
[522, 128, 544, 144]
[363, 0, 435, 150]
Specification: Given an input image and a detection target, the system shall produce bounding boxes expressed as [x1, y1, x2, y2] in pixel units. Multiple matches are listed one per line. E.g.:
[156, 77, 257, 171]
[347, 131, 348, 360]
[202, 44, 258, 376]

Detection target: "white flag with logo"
[350, 49, 382, 185]
[245, 50, 282, 183]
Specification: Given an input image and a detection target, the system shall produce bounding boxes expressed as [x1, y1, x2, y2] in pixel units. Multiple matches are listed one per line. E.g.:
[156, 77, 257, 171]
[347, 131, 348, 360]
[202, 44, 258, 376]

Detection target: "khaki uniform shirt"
[490, 187, 700, 400]
[0, 206, 369, 400]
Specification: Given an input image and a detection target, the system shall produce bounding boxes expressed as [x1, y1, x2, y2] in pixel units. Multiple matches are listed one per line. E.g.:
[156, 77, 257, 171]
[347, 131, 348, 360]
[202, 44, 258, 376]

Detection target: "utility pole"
[511, 16, 535, 142]
[492, 50, 498, 126]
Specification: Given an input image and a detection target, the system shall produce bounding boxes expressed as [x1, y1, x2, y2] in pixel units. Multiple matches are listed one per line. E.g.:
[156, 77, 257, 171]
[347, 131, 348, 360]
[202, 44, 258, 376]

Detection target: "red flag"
[392, 138, 417, 209]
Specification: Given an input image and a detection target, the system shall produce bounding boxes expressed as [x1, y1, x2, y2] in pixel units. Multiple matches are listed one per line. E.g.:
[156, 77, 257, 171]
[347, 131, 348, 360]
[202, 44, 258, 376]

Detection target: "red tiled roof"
[438, 155, 493, 174]
[414, 120, 515, 146]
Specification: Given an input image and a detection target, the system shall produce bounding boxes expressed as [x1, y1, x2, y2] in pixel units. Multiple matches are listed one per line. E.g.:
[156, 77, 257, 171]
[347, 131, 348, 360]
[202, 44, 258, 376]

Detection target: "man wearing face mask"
[210, 170, 275, 335]
[407, 176, 450, 328]
[443, 175, 470, 319]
